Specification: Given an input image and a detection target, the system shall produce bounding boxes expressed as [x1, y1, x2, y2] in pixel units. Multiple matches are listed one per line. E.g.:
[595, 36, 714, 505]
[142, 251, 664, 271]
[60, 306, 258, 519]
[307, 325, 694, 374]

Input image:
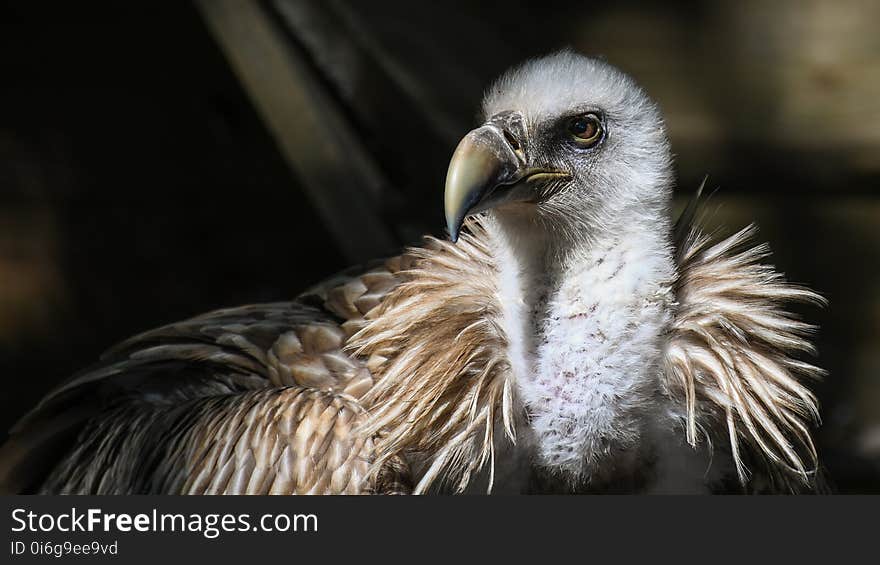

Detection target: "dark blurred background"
[0, 0, 877, 492]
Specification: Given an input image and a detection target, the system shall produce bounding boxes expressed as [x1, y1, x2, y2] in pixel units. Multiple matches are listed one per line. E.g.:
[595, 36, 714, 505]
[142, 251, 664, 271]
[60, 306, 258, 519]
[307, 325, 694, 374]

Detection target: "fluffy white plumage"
[481, 52, 688, 484]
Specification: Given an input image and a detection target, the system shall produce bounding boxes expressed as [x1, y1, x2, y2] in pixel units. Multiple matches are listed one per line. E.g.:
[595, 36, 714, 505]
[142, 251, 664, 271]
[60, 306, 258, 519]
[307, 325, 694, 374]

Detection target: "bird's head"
[445, 51, 674, 244]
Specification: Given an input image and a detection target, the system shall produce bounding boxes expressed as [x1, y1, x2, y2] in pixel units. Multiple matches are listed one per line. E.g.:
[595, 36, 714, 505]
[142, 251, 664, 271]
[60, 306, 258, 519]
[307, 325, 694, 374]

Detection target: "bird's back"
[0, 257, 414, 494]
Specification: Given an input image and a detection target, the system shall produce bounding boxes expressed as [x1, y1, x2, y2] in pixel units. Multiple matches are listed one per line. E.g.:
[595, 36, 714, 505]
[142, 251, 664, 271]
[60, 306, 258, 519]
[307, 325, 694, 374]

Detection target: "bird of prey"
[0, 52, 824, 494]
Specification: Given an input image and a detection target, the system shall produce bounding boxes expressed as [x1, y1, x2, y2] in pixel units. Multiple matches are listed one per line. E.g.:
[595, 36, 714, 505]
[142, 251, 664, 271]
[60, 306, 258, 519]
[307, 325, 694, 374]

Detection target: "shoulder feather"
[349, 219, 514, 494]
[666, 215, 825, 487]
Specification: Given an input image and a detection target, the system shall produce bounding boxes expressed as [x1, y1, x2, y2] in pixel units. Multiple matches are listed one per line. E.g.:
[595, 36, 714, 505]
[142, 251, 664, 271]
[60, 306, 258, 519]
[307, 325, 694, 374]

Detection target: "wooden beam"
[196, 0, 397, 263]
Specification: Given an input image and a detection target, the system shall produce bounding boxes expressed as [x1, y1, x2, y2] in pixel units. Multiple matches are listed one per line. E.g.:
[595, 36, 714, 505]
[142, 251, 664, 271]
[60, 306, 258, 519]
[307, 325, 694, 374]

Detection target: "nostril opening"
[502, 129, 520, 151]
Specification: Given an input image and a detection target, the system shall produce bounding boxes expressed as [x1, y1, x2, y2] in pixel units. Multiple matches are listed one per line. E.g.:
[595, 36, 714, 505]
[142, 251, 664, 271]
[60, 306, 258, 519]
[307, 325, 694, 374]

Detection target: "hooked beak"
[444, 124, 568, 242]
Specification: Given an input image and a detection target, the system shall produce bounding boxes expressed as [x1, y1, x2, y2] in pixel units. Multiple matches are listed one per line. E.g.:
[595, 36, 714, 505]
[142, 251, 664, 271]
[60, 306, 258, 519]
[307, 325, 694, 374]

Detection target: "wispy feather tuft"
[348, 219, 514, 494]
[665, 222, 825, 487]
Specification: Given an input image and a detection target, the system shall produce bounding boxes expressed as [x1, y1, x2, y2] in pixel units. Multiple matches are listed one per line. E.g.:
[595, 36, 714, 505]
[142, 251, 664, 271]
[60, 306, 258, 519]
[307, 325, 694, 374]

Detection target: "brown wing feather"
[41, 387, 393, 494]
[1, 263, 411, 494]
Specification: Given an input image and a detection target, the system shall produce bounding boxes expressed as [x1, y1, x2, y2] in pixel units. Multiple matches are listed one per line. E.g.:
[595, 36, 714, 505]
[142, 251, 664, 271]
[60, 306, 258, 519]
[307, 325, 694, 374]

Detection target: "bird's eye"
[567, 114, 602, 146]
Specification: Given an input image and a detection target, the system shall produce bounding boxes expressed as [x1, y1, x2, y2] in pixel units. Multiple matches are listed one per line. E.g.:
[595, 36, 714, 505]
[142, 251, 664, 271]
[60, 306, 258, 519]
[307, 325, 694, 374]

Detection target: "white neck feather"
[486, 204, 678, 484]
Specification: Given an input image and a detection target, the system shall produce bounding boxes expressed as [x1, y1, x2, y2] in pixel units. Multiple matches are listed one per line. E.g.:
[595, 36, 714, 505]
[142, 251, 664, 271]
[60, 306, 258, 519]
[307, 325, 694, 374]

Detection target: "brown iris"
[568, 114, 602, 146]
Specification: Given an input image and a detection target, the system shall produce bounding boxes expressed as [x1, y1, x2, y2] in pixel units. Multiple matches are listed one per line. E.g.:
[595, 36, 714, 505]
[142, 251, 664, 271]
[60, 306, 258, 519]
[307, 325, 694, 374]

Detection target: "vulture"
[0, 52, 825, 494]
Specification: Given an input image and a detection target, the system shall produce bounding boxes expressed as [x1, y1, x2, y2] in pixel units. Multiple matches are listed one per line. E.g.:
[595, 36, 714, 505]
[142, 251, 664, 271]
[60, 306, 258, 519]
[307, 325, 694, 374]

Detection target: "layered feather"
[0, 302, 412, 495]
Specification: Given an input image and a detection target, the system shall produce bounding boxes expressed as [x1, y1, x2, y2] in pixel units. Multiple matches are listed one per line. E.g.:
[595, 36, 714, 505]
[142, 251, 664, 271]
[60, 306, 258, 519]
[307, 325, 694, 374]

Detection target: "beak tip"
[446, 219, 461, 243]
[444, 123, 520, 245]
